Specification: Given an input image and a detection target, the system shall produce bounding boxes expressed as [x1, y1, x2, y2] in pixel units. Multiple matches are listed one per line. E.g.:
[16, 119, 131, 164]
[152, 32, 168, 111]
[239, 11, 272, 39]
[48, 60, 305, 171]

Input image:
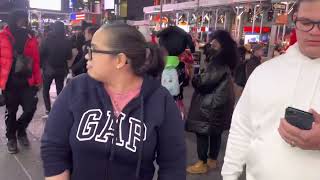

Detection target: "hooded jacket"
[222, 44, 320, 180]
[0, 26, 42, 90]
[40, 22, 72, 76]
[41, 74, 186, 180]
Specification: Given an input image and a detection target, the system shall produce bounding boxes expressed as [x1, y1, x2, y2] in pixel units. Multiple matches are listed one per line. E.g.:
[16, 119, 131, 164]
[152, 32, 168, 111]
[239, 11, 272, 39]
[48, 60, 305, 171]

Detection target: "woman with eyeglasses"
[41, 23, 186, 180]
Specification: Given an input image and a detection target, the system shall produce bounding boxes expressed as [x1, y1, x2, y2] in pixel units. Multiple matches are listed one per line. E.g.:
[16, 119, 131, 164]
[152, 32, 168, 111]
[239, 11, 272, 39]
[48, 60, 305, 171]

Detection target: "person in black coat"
[40, 21, 73, 117]
[186, 30, 239, 174]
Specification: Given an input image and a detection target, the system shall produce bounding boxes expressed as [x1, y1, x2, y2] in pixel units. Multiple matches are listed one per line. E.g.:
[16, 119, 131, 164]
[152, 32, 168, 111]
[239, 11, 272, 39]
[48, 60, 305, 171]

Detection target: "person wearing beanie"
[0, 10, 42, 154]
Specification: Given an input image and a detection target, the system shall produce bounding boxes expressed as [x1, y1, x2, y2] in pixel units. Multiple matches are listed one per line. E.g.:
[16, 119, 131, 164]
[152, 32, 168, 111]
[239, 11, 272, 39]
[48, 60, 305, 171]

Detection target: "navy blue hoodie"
[41, 74, 186, 180]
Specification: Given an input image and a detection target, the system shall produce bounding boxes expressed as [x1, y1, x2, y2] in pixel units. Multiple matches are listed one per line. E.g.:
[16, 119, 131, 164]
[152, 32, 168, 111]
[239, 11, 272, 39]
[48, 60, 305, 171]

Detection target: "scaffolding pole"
[282, 3, 289, 41]
[252, 5, 257, 34]
[260, 12, 264, 34]
[215, 9, 219, 30]
[235, 7, 239, 40]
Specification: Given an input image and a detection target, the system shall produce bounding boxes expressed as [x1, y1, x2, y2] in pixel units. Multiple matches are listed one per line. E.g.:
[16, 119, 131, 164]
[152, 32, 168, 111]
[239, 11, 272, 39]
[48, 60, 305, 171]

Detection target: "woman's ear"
[115, 53, 128, 69]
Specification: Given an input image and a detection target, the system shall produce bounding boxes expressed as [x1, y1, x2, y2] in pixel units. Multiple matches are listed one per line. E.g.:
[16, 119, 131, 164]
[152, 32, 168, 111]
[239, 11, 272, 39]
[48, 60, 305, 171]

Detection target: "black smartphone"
[285, 107, 314, 130]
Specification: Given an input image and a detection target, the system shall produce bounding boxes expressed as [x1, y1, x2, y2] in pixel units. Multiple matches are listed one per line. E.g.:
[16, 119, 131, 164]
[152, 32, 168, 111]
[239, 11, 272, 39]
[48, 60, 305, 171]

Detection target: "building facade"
[127, 0, 153, 20]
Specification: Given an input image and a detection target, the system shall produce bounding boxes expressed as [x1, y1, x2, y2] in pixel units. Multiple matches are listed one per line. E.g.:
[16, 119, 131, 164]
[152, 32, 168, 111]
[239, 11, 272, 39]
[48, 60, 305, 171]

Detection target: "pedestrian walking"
[40, 21, 73, 118]
[0, 10, 42, 154]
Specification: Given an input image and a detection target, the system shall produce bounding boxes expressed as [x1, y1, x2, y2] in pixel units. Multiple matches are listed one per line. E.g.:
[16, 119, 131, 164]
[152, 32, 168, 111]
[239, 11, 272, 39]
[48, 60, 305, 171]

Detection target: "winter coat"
[0, 26, 42, 90]
[40, 32, 73, 76]
[186, 62, 235, 135]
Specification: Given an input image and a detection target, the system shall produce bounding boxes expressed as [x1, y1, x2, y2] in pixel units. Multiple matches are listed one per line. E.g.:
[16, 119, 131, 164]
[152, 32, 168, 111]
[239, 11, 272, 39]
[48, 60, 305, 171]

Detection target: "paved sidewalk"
[0, 107, 44, 180]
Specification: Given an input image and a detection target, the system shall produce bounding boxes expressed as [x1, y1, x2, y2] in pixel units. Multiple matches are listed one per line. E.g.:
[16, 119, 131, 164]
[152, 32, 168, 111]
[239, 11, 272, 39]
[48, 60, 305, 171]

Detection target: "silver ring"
[290, 141, 296, 147]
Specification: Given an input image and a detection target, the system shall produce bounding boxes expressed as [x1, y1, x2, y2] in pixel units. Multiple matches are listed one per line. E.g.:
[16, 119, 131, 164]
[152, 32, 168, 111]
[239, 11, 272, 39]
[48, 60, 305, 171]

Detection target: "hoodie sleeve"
[41, 82, 73, 177]
[156, 93, 186, 180]
[221, 72, 255, 180]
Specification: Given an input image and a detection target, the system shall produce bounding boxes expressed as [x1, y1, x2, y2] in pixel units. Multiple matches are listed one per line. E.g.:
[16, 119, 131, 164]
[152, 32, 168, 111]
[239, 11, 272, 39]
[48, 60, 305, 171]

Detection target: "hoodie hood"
[51, 21, 65, 37]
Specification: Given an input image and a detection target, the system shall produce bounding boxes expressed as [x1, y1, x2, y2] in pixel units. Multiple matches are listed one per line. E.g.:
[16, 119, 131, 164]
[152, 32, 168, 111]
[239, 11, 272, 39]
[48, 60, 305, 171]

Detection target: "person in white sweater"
[222, 0, 320, 180]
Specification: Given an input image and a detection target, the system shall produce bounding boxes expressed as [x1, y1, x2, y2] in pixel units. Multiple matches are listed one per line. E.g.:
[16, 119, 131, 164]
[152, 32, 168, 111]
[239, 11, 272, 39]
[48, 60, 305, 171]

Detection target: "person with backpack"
[0, 10, 42, 154]
[40, 21, 73, 118]
[157, 26, 195, 119]
[186, 30, 239, 174]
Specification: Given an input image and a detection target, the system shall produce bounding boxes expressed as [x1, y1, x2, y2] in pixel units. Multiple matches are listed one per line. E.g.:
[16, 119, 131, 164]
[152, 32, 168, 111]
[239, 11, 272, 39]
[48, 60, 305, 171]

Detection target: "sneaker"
[7, 139, 18, 154]
[207, 159, 218, 169]
[18, 135, 30, 147]
[186, 160, 208, 174]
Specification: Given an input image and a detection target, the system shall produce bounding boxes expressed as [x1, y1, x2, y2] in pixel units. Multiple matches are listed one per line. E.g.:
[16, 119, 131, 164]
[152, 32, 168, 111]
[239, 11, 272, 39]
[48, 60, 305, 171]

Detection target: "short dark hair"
[100, 23, 164, 77]
[157, 26, 195, 56]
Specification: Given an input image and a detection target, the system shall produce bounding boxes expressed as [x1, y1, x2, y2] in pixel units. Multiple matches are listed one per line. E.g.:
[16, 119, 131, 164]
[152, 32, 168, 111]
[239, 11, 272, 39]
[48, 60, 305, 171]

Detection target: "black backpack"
[7, 34, 33, 78]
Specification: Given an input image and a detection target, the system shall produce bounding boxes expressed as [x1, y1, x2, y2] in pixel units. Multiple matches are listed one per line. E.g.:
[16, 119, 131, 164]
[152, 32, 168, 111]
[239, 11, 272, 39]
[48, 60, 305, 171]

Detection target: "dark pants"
[4, 87, 38, 140]
[196, 131, 222, 163]
[42, 73, 65, 112]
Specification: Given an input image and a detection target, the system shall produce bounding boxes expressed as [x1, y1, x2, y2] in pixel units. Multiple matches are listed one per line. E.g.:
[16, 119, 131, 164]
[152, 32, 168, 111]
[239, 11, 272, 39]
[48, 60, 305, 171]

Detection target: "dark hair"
[209, 30, 239, 70]
[8, 10, 28, 31]
[86, 26, 99, 36]
[157, 26, 195, 56]
[100, 23, 164, 77]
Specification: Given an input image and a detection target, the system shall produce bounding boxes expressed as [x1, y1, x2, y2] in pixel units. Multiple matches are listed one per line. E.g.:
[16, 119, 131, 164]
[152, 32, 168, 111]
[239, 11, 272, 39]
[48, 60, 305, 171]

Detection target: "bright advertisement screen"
[245, 34, 260, 44]
[104, 0, 115, 9]
[30, 0, 61, 11]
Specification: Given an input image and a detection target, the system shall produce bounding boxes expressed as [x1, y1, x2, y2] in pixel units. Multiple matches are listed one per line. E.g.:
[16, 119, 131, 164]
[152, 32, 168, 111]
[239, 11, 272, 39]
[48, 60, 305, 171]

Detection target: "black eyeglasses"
[87, 47, 122, 60]
[295, 18, 320, 32]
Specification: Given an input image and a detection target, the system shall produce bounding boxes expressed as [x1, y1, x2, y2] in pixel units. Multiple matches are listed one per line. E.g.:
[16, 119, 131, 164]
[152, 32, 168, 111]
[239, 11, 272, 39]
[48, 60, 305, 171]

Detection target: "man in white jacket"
[222, 0, 320, 180]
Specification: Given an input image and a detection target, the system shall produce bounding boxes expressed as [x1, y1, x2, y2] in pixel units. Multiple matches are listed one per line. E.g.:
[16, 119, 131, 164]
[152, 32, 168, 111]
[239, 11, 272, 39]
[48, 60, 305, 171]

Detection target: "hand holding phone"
[285, 107, 314, 130]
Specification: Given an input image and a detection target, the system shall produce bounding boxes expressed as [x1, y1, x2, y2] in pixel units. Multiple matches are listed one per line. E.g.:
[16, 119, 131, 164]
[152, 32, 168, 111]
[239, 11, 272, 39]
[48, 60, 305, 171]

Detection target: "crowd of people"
[0, 0, 319, 180]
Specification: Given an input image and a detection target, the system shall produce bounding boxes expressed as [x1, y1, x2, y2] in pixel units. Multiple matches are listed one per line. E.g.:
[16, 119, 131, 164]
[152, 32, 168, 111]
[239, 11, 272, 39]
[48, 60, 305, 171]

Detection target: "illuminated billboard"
[104, 0, 115, 9]
[30, 0, 61, 11]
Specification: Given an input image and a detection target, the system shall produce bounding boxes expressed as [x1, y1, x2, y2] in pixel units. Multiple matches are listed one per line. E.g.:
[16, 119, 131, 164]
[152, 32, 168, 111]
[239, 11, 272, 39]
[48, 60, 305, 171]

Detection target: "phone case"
[285, 107, 314, 130]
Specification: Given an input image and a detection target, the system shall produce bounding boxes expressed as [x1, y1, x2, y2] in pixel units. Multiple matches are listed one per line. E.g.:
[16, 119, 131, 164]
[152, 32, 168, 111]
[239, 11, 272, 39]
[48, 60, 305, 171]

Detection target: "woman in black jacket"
[186, 30, 239, 174]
